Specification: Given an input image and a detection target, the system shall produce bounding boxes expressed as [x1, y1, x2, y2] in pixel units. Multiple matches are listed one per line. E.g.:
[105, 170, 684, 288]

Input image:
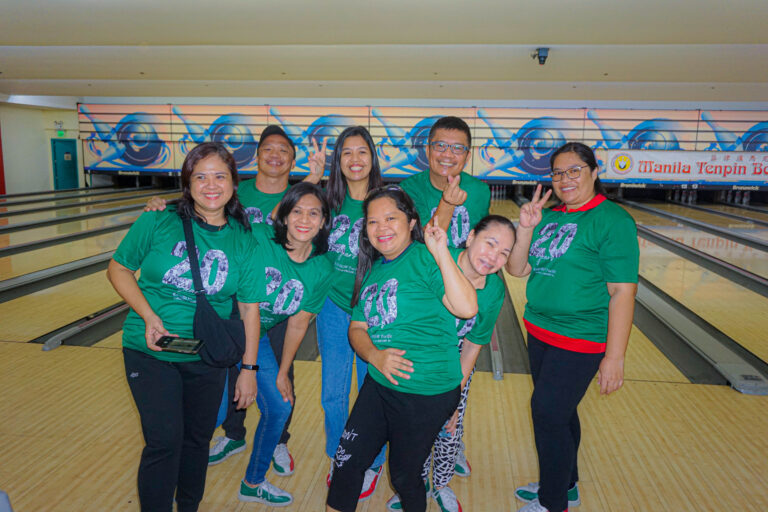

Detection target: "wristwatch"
[241, 363, 259, 371]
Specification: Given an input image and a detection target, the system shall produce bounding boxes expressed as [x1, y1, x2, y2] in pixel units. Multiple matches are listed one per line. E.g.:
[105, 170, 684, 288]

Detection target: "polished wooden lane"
[0, 189, 159, 214]
[1, 343, 766, 511]
[639, 237, 768, 363]
[0, 272, 122, 342]
[0, 230, 127, 279]
[650, 202, 768, 243]
[0, 210, 139, 249]
[704, 203, 768, 223]
[2, 192, 178, 226]
[624, 205, 768, 279]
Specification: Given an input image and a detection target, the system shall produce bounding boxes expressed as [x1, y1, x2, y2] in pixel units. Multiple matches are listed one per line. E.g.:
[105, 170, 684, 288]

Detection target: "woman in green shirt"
[107, 142, 263, 512]
[326, 186, 477, 512]
[316, 126, 388, 499]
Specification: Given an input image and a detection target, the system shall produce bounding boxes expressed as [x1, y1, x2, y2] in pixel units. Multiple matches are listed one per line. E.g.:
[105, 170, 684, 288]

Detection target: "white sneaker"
[271, 443, 294, 476]
[515, 482, 580, 507]
[518, 500, 550, 512]
[208, 436, 246, 465]
[238, 479, 293, 506]
[358, 466, 382, 501]
[454, 449, 471, 477]
[385, 493, 403, 511]
[433, 486, 462, 512]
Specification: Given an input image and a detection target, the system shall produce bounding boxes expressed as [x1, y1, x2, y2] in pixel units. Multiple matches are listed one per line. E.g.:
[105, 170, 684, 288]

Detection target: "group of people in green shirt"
[109, 115, 639, 512]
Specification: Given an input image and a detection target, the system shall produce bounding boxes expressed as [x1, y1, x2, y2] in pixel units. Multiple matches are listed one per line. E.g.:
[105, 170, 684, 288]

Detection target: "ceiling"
[1, 0, 767, 103]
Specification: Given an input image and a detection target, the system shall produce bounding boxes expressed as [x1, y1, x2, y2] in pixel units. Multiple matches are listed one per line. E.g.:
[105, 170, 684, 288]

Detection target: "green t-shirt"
[449, 247, 505, 347]
[326, 193, 365, 313]
[400, 171, 491, 248]
[237, 179, 287, 226]
[114, 210, 264, 362]
[251, 224, 334, 336]
[523, 196, 639, 344]
[351, 243, 462, 395]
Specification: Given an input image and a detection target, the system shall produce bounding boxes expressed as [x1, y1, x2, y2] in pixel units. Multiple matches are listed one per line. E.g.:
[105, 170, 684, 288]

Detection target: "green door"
[51, 139, 78, 190]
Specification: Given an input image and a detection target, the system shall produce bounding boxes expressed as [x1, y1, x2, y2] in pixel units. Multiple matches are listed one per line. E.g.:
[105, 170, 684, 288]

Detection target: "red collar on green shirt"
[552, 194, 606, 213]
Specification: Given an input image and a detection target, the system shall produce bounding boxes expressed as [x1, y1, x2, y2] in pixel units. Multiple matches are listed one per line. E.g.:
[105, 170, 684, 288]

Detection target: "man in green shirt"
[400, 116, 490, 248]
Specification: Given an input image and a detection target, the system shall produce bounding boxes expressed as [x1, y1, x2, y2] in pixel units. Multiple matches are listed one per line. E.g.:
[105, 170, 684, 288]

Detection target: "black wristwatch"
[241, 364, 259, 371]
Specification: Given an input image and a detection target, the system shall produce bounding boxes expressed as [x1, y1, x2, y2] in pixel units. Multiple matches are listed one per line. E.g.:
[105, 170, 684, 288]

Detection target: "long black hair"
[177, 142, 250, 229]
[326, 126, 384, 213]
[272, 182, 331, 256]
[351, 186, 424, 307]
[549, 142, 606, 196]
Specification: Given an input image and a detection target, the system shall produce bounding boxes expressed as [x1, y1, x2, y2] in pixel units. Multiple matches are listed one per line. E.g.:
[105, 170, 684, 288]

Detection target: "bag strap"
[181, 216, 206, 296]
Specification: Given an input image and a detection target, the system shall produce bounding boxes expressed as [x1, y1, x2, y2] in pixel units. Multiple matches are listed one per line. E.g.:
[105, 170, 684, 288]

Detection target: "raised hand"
[304, 137, 327, 184]
[370, 348, 414, 386]
[424, 221, 448, 256]
[144, 196, 167, 212]
[519, 184, 552, 229]
[441, 174, 467, 207]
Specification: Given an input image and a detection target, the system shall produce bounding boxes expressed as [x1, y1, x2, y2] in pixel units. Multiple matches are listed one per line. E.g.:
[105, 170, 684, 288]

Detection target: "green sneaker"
[515, 482, 580, 507]
[208, 436, 246, 466]
[238, 479, 293, 506]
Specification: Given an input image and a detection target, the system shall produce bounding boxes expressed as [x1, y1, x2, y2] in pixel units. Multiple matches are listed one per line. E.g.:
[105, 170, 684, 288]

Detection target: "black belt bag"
[182, 216, 245, 368]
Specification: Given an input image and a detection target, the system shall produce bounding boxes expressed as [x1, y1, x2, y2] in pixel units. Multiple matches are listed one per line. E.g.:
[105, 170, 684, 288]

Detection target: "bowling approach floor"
[1, 197, 767, 511]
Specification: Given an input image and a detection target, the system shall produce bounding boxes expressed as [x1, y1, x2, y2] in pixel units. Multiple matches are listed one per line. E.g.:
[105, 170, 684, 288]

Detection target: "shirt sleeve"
[301, 256, 334, 314]
[420, 245, 446, 301]
[598, 208, 640, 283]
[112, 211, 157, 271]
[236, 232, 268, 304]
[464, 275, 505, 345]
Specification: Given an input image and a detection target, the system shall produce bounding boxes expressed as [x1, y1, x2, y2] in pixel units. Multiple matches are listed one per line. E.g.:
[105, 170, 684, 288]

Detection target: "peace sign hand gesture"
[304, 137, 327, 184]
[519, 184, 552, 229]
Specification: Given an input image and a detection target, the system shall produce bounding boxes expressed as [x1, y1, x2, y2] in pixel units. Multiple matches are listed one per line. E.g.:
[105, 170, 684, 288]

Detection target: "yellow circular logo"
[612, 153, 632, 174]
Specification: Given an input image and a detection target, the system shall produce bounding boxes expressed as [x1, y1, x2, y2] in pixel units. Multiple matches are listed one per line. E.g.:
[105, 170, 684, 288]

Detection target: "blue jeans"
[243, 334, 293, 485]
[316, 297, 386, 468]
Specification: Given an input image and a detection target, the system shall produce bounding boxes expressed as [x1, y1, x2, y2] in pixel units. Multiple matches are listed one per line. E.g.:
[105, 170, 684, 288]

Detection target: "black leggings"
[123, 348, 226, 512]
[327, 375, 460, 512]
[221, 320, 294, 444]
[528, 334, 603, 512]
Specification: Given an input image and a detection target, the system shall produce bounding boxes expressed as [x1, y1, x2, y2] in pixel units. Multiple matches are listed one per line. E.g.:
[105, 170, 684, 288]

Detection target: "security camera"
[531, 47, 549, 65]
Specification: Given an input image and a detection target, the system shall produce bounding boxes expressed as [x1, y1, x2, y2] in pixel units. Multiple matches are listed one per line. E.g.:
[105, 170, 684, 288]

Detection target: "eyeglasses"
[550, 165, 589, 182]
[429, 141, 470, 155]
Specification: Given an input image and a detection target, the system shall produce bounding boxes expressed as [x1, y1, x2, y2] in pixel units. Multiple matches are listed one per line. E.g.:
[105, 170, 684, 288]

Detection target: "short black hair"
[428, 116, 472, 147]
[272, 182, 330, 256]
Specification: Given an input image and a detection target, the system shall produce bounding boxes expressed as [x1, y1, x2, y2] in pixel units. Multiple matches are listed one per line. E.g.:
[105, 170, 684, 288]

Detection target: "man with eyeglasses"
[400, 116, 490, 248]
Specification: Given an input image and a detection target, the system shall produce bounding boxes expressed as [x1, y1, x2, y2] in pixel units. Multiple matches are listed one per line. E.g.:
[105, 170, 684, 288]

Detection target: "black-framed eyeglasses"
[550, 165, 589, 182]
[429, 141, 470, 155]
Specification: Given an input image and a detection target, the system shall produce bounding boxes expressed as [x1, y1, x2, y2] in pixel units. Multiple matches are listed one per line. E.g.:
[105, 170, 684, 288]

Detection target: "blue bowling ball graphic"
[516, 117, 568, 175]
[743, 122, 768, 152]
[408, 116, 441, 171]
[209, 114, 257, 168]
[115, 113, 164, 167]
[303, 115, 357, 167]
[626, 119, 680, 150]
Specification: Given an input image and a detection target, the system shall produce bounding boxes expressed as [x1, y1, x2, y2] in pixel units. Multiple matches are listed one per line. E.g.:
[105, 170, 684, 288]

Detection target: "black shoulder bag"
[182, 216, 246, 367]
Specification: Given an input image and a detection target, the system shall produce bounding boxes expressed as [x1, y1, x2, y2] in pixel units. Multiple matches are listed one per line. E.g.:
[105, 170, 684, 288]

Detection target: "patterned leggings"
[421, 369, 473, 489]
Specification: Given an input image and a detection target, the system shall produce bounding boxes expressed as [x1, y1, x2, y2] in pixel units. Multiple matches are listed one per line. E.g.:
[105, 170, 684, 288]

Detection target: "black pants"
[528, 335, 603, 512]
[222, 320, 294, 444]
[327, 375, 460, 512]
[123, 348, 226, 512]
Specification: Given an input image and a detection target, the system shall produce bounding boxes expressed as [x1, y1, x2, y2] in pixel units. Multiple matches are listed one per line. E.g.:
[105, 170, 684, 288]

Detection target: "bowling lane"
[639, 237, 768, 363]
[623, 206, 768, 279]
[1, 192, 178, 226]
[0, 189, 158, 214]
[0, 210, 139, 249]
[649, 202, 768, 243]
[0, 272, 122, 342]
[701, 204, 768, 224]
[0, 229, 127, 279]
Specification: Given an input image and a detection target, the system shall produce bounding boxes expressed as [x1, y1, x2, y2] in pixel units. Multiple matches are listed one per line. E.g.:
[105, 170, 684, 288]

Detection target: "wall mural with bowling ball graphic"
[78, 104, 768, 186]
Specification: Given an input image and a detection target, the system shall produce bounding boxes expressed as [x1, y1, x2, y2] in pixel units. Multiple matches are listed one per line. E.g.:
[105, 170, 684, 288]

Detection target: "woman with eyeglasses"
[326, 186, 477, 512]
[505, 142, 639, 512]
[315, 126, 389, 499]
